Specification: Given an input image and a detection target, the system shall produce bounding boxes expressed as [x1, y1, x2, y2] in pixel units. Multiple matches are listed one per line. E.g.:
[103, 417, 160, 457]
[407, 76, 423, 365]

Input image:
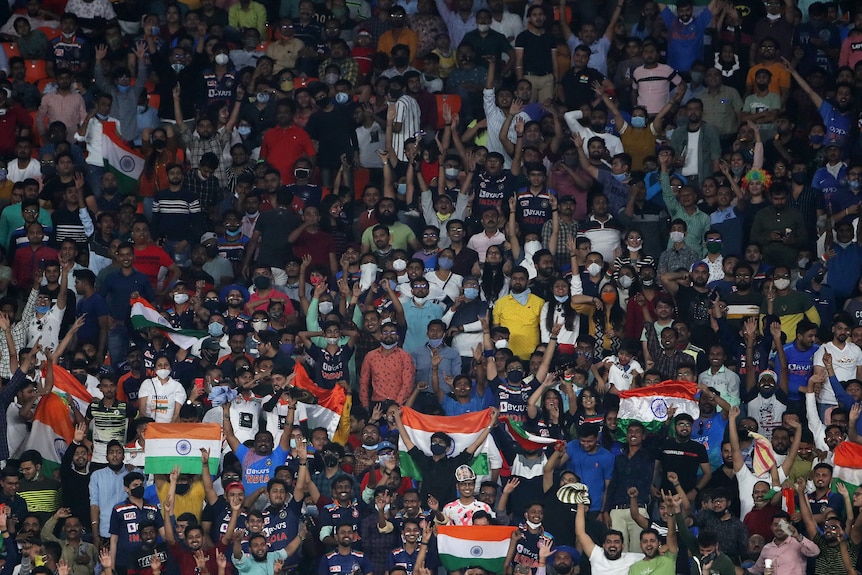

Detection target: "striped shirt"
[812, 532, 858, 575]
[86, 400, 129, 464]
[152, 188, 202, 241]
[19, 476, 61, 521]
[51, 205, 94, 245]
[632, 63, 682, 115]
[392, 95, 420, 162]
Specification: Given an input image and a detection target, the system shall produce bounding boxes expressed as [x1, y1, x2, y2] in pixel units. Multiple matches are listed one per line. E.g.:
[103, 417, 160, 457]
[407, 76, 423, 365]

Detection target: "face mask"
[495, 339, 509, 349]
[760, 386, 776, 398]
[315, 96, 330, 107]
[631, 116, 646, 128]
[525, 240, 543, 254]
[171, 63, 185, 73]
[0, 168, 6, 182]
[464, 287, 479, 300]
[136, 105, 147, 114]
[393, 56, 409, 67]
[619, 275, 633, 289]
[526, 520, 542, 529]
[117, 84, 130, 93]
[791, 172, 808, 185]
[335, 92, 349, 105]
[215, 53, 229, 65]
[96, 113, 109, 120]
[318, 301, 334, 314]
[41, 164, 56, 178]
[797, 257, 809, 269]
[773, 278, 790, 290]
[256, 92, 270, 104]
[507, 369, 524, 383]
[679, 16, 692, 24]
[706, 242, 722, 254]
[281, 80, 294, 92]
[397, 182, 407, 195]
[380, 341, 398, 349]
[280, 342, 295, 355]
[810, 134, 824, 145]
[392, 259, 407, 272]
[851, 180, 862, 191]
[837, 241, 853, 248]
[438, 257, 454, 270]
[175, 483, 191, 495]
[766, 11, 781, 19]
[173, 293, 189, 304]
[690, 71, 703, 84]
[670, 231, 685, 243]
[430, 443, 447, 455]
[35, 305, 51, 314]
[413, 296, 427, 305]
[613, 172, 628, 181]
[477, 23, 491, 32]
[323, 454, 339, 467]
[156, 369, 171, 380]
[253, 276, 271, 290]
[665, 128, 675, 140]
[130, 485, 145, 499]
[388, 279, 398, 291]
[294, 168, 310, 180]
[326, 337, 340, 345]
[445, 167, 460, 180]
[208, 322, 224, 337]
[601, 292, 617, 305]
[587, 263, 602, 276]
[554, 295, 568, 303]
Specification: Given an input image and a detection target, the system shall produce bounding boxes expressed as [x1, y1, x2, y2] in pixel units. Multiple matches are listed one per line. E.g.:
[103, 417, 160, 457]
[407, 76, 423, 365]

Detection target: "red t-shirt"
[133, 244, 174, 288]
[260, 125, 316, 185]
[292, 229, 335, 270]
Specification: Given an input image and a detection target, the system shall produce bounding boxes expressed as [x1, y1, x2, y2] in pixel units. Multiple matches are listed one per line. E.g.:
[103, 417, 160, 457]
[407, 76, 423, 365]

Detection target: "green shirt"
[629, 552, 677, 575]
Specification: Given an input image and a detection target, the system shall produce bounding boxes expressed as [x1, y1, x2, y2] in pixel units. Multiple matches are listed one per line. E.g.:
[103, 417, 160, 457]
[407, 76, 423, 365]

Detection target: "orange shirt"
[377, 28, 419, 61]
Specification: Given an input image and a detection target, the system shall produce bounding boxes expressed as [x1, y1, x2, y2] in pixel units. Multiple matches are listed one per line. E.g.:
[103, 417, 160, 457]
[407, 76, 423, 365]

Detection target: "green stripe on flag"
[615, 418, 665, 440]
[398, 451, 489, 481]
[439, 554, 506, 573]
[145, 456, 219, 475]
[832, 478, 858, 497]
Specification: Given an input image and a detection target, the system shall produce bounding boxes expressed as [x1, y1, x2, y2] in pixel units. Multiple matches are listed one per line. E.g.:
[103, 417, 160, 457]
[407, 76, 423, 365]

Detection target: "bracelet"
[551, 208, 558, 212]
[91, 521, 98, 525]
[549, 337, 557, 341]
[418, 541, 427, 546]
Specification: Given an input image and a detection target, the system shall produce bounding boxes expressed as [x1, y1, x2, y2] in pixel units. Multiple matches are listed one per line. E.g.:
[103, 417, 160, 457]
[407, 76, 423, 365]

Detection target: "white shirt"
[814, 341, 862, 405]
[491, 11, 525, 43]
[392, 94, 421, 161]
[228, 392, 268, 445]
[564, 110, 624, 157]
[604, 356, 644, 391]
[27, 304, 64, 352]
[427, 271, 463, 302]
[356, 122, 385, 169]
[588, 544, 644, 575]
[138, 377, 187, 422]
[682, 130, 700, 177]
[6, 400, 30, 459]
[7, 159, 42, 183]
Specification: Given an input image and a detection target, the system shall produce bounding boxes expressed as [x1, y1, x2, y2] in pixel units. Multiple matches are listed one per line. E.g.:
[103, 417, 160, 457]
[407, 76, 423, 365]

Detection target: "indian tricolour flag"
[499, 416, 563, 452]
[617, 380, 700, 436]
[397, 407, 495, 480]
[144, 423, 222, 475]
[437, 525, 517, 573]
[50, 363, 93, 414]
[130, 297, 208, 349]
[832, 441, 862, 495]
[102, 121, 144, 195]
[22, 391, 77, 476]
[291, 364, 351, 444]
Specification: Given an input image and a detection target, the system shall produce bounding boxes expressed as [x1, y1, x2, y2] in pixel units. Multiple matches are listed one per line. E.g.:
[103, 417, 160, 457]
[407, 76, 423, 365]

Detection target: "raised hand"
[99, 549, 112, 570]
[503, 477, 520, 494]
[95, 44, 108, 61]
[215, 550, 227, 570]
[427, 494, 439, 512]
[150, 553, 162, 573]
[628, 486, 639, 498]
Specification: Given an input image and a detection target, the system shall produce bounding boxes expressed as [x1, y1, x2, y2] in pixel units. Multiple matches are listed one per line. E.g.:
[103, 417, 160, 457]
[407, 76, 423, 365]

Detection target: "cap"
[758, 369, 777, 382]
[201, 232, 218, 244]
[691, 261, 709, 272]
[225, 481, 245, 493]
[455, 464, 477, 482]
[377, 441, 395, 452]
[71, 359, 89, 371]
[551, 545, 581, 563]
[357, 29, 371, 37]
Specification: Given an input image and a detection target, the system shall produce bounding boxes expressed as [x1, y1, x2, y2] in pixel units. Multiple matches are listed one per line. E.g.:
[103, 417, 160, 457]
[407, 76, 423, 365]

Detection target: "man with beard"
[693, 487, 749, 564]
[813, 314, 862, 415]
[661, 262, 714, 348]
[575, 500, 644, 575]
[223, 400, 290, 492]
[796, 478, 860, 575]
[692, 382, 731, 470]
[527, 249, 556, 302]
[319, 476, 362, 547]
[151, 164, 202, 264]
[471, 151, 522, 218]
[743, 367, 790, 441]
[127, 521, 170, 575]
[787, 61, 853, 151]
[242, 187, 304, 278]
[547, 546, 580, 575]
[164, 492, 239, 575]
[318, 524, 371, 575]
[59, 423, 92, 528]
[629, 499, 679, 575]
[558, 45, 607, 111]
[361, 197, 419, 254]
[118, 345, 147, 404]
[805, 463, 845, 525]
[232, 522, 306, 575]
[89, 440, 129, 549]
[751, 511, 820, 575]
[656, 413, 712, 499]
[667, 99, 721, 189]
[492, 267, 545, 360]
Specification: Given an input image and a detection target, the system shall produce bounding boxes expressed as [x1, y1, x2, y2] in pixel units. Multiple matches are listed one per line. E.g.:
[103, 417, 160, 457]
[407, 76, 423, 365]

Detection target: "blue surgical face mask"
[280, 342, 295, 355]
[437, 257, 454, 270]
[335, 92, 349, 104]
[851, 180, 861, 191]
[428, 338, 443, 348]
[630, 116, 646, 129]
[396, 182, 407, 195]
[388, 279, 398, 291]
[613, 172, 627, 181]
[810, 134, 824, 145]
[464, 287, 479, 300]
[208, 322, 224, 337]
[554, 294, 568, 303]
[117, 84, 130, 93]
[35, 305, 50, 314]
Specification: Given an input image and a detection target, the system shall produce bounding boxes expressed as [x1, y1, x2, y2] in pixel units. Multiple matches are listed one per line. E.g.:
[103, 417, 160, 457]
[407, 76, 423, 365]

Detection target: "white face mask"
[525, 240, 543, 255]
[525, 520, 542, 529]
[156, 369, 171, 380]
[587, 263, 602, 276]
[360, 262, 379, 290]
[215, 53, 229, 65]
[618, 275, 633, 289]
[318, 301, 334, 314]
[773, 278, 790, 290]
[670, 231, 686, 244]
[627, 243, 642, 252]
[392, 259, 407, 272]
[325, 337, 340, 345]
[766, 12, 781, 19]
[494, 339, 509, 349]
[252, 320, 268, 332]
[413, 296, 427, 305]
[173, 293, 189, 304]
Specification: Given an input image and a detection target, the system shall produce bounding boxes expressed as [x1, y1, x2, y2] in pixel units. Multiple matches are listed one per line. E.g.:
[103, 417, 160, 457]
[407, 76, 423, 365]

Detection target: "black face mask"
[393, 56, 409, 67]
[108, 461, 124, 472]
[323, 454, 339, 467]
[430, 443, 447, 455]
[315, 96, 330, 107]
[152, 139, 167, 151]
[206, 245, 219, 258]
[130, 485, 145, 499]
[253, 276, 271, 290]
[175, 483, 191, 495]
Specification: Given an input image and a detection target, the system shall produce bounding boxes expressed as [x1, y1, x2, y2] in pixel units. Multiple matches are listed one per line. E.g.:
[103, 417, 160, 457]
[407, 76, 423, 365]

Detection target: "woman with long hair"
[479, 244, 510, 304]
[526, 381, 576, 440]
[574, 385, 604, 429]
[320, 194, 352, 257]
[589, 282, 626, 357]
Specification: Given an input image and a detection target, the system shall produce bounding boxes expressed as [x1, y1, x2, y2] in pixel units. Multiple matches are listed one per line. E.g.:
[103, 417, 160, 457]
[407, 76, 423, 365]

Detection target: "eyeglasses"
[734, 274, 751, 278]
[412, 283, 429, 289]
[423, 233, 438, 238]
[449, 227, 464, 232]
[676, 421, 692, 427]
[22, 208, 37, 214]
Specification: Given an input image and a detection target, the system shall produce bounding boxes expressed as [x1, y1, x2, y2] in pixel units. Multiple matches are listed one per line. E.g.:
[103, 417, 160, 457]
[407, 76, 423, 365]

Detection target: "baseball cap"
[377, 441, 395, 452]
[225, 481, 245, 493]
[200, 232, 218, 244]
[691, 261, 710, 272]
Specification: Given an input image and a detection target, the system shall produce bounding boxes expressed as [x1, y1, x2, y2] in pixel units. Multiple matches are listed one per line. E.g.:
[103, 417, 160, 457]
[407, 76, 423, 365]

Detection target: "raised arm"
[796, 477, 818, 539]
[783, 57, 823, 109]
[221, 403, 241, 452]
[575, 501, 597, 556]
[465, 408, 499, 454]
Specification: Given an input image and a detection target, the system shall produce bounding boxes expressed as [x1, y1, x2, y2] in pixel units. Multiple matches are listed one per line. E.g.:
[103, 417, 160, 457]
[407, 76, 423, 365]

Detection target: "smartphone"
[193, 378, 204, 392]
[701, 551, 717, 565]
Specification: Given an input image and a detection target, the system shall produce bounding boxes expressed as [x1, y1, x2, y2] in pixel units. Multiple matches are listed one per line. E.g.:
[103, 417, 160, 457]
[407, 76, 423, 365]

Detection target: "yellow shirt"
[493, 293, 545, 360]
[432, 49, 456, 78]
[266, 38, 305, 72]
[228, 1, 268, 36]
[156, 480, 207, 522]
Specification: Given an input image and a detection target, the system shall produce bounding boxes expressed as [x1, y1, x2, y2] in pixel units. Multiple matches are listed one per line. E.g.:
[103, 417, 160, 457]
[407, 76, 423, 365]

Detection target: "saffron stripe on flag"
[144, 423, 222, 474]
[436, 525, 517, 573]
